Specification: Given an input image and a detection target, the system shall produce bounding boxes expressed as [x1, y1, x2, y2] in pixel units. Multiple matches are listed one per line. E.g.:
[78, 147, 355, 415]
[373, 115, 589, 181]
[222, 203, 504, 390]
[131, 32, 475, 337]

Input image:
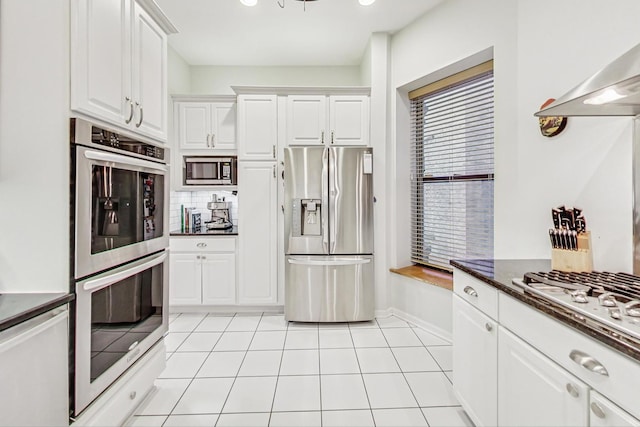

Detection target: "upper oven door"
[74, 145, 168, 279]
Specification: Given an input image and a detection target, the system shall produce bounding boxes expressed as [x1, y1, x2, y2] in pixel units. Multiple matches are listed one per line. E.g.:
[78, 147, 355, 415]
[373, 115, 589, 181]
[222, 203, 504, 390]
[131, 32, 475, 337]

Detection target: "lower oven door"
[73, 250, 168, 416]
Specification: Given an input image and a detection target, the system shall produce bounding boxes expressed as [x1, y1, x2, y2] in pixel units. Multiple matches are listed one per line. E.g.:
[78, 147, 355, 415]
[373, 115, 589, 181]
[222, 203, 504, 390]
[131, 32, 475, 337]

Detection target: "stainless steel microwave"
[183, 156, 237, 185]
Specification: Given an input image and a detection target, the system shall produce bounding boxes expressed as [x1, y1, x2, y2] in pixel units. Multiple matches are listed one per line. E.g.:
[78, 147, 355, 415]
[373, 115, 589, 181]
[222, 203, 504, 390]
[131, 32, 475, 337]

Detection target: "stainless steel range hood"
[535, 43, 640, 117]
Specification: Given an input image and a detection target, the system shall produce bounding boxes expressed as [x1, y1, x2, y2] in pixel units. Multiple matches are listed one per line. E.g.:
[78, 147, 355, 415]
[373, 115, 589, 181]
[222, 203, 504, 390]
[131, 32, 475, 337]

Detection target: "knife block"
[551, 231, 593, 273]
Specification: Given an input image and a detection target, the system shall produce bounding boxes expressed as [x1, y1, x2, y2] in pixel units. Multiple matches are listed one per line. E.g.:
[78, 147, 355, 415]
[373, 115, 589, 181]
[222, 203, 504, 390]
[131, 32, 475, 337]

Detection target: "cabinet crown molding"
[231, 86, 371, 96]
[172, 94, 237, 103]
[136, 0, 178, 34]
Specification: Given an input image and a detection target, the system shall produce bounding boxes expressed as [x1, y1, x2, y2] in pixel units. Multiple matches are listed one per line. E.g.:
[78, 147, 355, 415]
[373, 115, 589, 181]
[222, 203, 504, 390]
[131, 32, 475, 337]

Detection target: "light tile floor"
[126, 313, 474, 427]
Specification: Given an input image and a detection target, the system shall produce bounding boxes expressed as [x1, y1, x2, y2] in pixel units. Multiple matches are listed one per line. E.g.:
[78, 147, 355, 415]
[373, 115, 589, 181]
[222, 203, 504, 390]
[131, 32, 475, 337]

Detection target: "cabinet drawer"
[453, 269, 498, 320]
[500, 293, 640, 420]
[170, 237, 236, 253]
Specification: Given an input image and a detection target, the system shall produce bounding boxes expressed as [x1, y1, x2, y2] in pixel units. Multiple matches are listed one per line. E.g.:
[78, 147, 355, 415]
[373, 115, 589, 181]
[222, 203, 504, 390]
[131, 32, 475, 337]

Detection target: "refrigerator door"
[285, 255, 374, 322]
[284, 147, 329, 254]
[329, 147, 374, 254]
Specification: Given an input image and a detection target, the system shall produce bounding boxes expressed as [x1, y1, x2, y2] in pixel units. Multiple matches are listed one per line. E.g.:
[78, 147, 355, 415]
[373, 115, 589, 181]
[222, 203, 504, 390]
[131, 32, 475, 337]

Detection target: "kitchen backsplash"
[169, 190, 238, 231]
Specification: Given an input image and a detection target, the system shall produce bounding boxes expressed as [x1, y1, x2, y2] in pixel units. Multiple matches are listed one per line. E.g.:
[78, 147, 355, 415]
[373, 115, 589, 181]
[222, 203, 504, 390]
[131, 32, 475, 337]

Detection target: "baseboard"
[374, 308, 392, 318]
[170, 305, 284, 314]
[389, 307, 452, 343]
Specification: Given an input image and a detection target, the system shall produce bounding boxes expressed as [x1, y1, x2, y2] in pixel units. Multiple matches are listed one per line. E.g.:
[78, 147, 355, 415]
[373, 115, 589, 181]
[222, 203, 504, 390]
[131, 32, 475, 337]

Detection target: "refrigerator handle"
[287, 257, 371, 266]
[322, 147, 330, 253]
[328, 147, 338, 253]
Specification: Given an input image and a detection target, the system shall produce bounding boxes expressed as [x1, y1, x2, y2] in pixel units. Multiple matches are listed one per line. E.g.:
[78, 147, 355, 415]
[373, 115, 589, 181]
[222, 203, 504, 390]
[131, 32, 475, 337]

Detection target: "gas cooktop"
[512, 270, 640, 348]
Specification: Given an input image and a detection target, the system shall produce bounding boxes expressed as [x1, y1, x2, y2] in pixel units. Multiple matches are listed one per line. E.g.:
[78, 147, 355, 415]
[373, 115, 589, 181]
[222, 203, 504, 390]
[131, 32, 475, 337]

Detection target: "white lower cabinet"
[589, 391, 640, 427]
[0, 307, 69, 427]
[169, 237, 237, 306]
[452, 294, 497, 427]
[498, 327, 589, 427]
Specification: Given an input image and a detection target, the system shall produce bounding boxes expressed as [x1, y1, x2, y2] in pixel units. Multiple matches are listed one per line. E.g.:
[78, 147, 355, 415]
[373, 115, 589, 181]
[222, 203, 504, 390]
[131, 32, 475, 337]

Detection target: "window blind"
[410, 62, 494, 271]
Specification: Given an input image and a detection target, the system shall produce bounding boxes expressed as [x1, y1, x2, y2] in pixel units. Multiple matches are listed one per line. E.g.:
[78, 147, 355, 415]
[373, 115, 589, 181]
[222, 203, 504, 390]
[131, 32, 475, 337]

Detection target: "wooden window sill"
[390, 265, 453, 291]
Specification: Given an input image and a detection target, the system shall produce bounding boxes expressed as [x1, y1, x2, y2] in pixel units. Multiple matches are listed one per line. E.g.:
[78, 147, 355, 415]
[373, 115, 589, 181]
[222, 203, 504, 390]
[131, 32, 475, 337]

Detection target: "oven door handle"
[84, 150, 167, 173]
[83, 252, 167, 293]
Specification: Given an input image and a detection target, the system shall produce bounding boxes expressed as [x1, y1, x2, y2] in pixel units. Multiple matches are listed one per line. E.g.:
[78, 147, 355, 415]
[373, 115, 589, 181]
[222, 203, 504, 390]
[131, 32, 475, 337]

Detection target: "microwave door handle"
[82, 252, 167, 293]
[84, 150, 167, 172]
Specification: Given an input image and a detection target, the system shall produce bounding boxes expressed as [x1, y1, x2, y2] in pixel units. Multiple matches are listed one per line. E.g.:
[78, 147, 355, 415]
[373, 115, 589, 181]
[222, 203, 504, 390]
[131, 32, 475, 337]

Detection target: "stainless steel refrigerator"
[284, 146, 374, 322]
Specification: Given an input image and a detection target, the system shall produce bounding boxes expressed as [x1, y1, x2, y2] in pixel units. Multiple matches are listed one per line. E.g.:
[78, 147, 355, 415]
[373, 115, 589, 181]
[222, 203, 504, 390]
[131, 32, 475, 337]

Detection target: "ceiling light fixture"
[240, 0, 374, 10]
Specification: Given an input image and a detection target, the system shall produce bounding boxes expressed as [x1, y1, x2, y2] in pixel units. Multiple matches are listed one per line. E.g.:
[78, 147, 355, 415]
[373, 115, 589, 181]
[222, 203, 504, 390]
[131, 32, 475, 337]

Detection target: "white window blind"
[410, 61, 494, 271]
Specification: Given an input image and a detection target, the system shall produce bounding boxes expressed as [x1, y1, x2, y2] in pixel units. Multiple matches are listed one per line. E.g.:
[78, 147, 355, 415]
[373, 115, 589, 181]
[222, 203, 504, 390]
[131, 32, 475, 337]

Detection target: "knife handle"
[549, 229, 556, 248]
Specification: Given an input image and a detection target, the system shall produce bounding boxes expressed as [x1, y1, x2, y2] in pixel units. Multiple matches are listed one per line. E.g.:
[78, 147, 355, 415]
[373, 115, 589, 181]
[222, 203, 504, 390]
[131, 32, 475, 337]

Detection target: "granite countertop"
[450, 259, 640, 363]
[170, 226, 238, 236]
[0, 292, 74, 333]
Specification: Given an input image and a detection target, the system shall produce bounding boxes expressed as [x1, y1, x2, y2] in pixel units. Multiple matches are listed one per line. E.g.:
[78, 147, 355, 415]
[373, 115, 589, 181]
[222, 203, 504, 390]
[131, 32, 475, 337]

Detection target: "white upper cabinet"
[71, 0, 173, 143]
[286, 94, 369, 146]
[286, 95, 327, 145]
[131, 2, 167, 140]
[237, 94, 278, 160]
[177, 101, 236, 151]
[329, 95, 370, 146]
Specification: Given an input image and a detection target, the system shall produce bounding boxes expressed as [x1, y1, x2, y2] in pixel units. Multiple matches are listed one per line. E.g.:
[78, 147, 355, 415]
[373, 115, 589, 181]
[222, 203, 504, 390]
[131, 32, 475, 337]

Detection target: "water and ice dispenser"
[291, 199, 322, 237]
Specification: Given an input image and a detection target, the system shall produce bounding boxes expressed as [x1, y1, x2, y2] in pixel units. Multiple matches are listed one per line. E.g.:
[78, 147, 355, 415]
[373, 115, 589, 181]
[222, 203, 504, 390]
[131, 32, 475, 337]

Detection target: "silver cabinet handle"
[201, 255, 206, 260]
[196, 255, 200, 259]
[565, 383, 580, 398]
[273, 164, 276, 178]
[463, 286, 478, 297]
[125, 97, 134, 124]
[135, 102, 143, 128]
[128, 341, 139, 352]
[485, 322, 493, 332]
[129, 391, 137, 400]
[321, 130, 324, 143]
[590, 402, 606, 419]
[331, 130, 334, 144]
[272, 145, 276, 159]
[569, 350, 609, 376]
[211, 133, 215, 148]
[196, 242, 207, 248]
[206, 134, 211, 147]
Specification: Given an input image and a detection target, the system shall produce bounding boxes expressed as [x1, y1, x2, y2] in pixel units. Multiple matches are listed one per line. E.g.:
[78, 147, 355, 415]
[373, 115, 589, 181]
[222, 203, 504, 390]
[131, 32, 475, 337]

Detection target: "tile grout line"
[348, 320, 376, 426]
[267, 313, 288, 426]
[381, 317, 431, 427]
[160, 313, 215, 426]
[317, 322, 323, 427]
[214, 312, 263, 427]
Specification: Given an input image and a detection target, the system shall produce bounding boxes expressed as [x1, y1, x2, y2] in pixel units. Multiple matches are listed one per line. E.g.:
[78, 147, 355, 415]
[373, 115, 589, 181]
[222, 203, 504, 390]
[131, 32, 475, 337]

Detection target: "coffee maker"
[206, 194, 233, 230]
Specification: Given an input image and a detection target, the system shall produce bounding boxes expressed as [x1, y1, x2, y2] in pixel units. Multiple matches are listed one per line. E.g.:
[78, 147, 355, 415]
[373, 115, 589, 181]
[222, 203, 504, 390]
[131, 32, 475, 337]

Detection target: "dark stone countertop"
[170, 226, 238, 236]
[0, 292, 74, 333]
[450, 259, 640, 363]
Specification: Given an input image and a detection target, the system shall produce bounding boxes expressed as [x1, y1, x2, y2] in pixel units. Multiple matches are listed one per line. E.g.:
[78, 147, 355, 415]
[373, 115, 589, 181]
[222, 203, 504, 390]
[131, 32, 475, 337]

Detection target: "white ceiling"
[155, 0, 442, 66]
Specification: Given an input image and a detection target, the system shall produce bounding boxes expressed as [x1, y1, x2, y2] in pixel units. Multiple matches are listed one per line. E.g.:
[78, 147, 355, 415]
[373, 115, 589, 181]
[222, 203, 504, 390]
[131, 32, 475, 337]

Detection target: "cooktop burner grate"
[524, 270, 640, 302]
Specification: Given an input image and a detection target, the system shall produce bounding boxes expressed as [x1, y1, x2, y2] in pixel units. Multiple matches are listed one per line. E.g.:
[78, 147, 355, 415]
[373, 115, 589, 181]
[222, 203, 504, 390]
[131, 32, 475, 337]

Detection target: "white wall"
[189, 66, 362, 95]
[0, 0, 70, 292]
[513, 0, 640, 272]
[168, 45, 192, 95]
[389, 0, 640, 273]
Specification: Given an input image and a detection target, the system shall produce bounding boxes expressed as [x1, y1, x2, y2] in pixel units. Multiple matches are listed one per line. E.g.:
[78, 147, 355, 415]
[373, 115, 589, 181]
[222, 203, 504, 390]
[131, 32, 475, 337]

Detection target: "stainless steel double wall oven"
[70, 118, 169, 417]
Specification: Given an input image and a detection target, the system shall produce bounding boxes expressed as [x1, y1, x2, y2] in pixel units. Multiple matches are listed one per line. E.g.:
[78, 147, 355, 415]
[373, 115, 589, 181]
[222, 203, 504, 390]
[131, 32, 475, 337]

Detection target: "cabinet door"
[286, 95, 327, 145]
[0, 308, 69, 426]
[329, 95, 369, 146]
[169, 253, 202, 305]
[452, 295, 497, 427]
[71, 0, 131, 126]
[178, 102, 212, 150]
[131, 2, 167, 141]
[589, 391, 640, 427]
[238, 162, 278, 304]
[201, 253, 237, 305]
[211, 102, 237, 150]
[237, 95, 278, 160]
[498, 327, 589, 427]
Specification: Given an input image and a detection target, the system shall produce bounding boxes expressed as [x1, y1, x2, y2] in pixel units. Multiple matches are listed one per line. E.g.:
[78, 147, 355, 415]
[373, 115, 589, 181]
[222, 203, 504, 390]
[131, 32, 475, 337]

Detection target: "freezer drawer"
[285, 255, 374, 322]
